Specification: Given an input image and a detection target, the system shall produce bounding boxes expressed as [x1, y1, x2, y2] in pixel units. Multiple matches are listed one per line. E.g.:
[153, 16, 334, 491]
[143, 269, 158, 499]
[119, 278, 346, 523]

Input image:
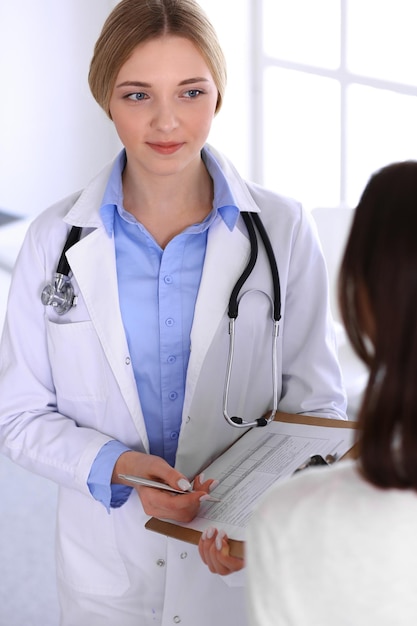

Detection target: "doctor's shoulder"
[25, 157, 115, 247]
[245, 180, 309, 236]
[30, 190, 82, 231]
[20, 191, 83, 256]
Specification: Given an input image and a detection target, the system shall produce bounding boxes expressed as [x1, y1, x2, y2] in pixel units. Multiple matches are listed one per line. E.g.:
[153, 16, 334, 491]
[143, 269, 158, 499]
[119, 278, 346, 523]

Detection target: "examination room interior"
[0, 1, 416, 623]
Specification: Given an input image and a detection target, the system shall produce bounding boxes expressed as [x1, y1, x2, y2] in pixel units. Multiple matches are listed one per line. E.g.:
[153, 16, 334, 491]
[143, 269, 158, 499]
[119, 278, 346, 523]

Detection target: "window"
[254, 0, 417, 209]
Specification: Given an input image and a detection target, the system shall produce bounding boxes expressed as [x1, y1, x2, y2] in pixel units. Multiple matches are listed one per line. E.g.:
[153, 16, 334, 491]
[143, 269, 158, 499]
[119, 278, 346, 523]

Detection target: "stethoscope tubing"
[56, 226, 82, 275]
[223, 211, 281, 428]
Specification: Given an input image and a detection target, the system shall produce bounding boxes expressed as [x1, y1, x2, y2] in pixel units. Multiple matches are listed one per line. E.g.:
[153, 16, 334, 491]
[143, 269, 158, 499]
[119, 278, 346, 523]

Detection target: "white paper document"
[173, 420, 356, 541]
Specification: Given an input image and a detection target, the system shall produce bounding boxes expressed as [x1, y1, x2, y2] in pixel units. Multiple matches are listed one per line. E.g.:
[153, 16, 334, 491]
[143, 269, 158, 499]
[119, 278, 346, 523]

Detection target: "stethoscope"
[41, 225, 82, 315]
[223, 212, 281, 428]
[41, 212, 281, 429]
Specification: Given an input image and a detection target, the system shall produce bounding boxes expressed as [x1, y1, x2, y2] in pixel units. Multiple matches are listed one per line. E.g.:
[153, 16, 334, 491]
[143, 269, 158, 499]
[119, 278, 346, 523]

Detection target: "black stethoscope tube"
[56, 225, 82, 275]
[250, 212, 281, 323]
[228, 212, 281, 322]
[228, 212, 258, 319]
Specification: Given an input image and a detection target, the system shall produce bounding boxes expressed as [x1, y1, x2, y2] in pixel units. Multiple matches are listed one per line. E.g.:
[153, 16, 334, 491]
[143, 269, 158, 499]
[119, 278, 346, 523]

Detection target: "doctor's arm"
[110, 449, 216, 522]
[277, 206, 347, 419]
[87, 439, 216, 521]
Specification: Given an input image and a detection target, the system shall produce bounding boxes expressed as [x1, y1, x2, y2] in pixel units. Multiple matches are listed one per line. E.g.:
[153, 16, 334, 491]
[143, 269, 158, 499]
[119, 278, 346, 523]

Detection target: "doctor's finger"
[199, 528, 245, 575]
[138, 487, 203, 522]
[142, 455, 193, 492]
[193, 472, 219, 494]
[116, 450, 192, 493]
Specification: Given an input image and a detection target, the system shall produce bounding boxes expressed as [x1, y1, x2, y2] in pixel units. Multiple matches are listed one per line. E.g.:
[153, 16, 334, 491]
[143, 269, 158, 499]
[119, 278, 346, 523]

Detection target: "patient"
[246, 161, 417, 626]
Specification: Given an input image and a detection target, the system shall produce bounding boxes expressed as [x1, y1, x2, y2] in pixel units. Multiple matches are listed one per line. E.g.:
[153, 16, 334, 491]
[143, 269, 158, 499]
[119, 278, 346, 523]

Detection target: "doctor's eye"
[184, 89, 204, 99]
[125, 92, 148, 101]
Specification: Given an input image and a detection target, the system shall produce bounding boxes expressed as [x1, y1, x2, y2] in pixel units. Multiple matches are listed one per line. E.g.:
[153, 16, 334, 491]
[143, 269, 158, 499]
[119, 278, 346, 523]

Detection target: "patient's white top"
[246, 459, 417, 626]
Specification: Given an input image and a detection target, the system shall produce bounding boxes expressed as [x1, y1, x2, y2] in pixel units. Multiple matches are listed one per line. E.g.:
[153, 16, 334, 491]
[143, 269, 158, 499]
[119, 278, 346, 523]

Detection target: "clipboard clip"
[293, 454, 337, 474]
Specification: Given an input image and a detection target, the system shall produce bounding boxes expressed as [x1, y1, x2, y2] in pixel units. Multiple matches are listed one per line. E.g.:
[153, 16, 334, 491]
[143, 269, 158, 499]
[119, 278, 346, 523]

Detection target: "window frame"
[250, 0, 417, 208]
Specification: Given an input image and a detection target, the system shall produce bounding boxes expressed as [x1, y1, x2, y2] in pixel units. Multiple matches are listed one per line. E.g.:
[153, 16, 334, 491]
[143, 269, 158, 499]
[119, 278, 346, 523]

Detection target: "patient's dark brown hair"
[339, 160, 417, 489]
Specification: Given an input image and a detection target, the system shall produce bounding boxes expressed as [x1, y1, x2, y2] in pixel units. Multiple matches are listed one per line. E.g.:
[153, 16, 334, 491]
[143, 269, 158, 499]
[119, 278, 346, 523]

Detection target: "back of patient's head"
[339, 160, 417, 490]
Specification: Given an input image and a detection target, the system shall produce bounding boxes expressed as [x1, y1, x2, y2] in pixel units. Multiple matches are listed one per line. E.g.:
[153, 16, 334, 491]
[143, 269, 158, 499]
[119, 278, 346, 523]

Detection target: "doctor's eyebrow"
[178, 77, 211, 85]
[115, 77, 211, 89]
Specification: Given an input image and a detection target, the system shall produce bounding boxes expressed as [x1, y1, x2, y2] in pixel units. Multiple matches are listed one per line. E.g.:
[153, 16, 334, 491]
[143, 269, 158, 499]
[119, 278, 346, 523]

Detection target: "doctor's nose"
[151, 102, 179, 132]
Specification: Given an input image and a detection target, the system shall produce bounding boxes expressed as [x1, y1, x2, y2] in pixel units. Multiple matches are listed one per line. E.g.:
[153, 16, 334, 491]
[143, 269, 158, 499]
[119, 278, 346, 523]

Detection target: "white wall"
[198, 0, 252, 180]
[0, 0, 120, 218]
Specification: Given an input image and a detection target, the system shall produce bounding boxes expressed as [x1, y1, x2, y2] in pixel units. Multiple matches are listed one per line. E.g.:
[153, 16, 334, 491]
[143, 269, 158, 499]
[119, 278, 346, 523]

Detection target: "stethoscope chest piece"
[41, 273, 77, 315]
[41, 225, 82, 316]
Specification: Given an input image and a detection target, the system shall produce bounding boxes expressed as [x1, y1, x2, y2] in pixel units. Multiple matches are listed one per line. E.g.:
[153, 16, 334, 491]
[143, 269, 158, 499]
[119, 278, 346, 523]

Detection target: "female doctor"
[0, 1, 346, 624]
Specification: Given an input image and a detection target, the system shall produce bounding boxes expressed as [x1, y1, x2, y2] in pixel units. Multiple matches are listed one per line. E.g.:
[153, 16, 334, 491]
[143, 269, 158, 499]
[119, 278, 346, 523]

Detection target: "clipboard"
[145, 413, 359, 558]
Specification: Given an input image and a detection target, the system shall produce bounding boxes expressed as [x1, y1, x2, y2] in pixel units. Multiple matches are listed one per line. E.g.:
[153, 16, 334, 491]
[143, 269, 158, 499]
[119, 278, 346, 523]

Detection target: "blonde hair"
[88, 0, 227, 118]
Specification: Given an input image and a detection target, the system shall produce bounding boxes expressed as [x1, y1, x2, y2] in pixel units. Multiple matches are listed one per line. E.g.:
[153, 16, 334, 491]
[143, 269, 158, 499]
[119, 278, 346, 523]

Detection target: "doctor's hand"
[198, 527, 245, 575]
[113, 451, 213, 523]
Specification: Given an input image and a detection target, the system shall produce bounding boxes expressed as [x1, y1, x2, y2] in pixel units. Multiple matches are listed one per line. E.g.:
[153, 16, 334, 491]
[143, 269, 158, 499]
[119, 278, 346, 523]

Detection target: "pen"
[118, 474, 222, 501]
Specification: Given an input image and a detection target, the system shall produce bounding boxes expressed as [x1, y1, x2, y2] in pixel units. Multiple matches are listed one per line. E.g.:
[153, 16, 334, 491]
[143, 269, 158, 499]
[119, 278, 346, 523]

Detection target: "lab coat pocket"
[56, 488, 130, 596]
[46, 319, 108, 401]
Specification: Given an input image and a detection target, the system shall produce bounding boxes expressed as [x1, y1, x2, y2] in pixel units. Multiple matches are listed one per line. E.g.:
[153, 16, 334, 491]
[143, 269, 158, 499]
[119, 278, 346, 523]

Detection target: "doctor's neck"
[121, 155, 214, 247]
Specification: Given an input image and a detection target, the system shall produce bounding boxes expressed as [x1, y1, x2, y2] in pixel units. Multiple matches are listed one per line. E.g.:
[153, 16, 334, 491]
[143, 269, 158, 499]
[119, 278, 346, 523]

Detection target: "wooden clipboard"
[145, 413, 359, 558]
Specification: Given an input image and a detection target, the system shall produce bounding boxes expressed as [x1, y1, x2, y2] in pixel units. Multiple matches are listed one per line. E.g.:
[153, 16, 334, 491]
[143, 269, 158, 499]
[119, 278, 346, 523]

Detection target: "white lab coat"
[0, 146, 346, 625]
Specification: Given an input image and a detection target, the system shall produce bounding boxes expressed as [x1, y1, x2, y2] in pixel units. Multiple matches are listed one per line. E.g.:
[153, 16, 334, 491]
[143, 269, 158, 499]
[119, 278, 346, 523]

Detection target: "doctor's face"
[109, 36, 219, 178]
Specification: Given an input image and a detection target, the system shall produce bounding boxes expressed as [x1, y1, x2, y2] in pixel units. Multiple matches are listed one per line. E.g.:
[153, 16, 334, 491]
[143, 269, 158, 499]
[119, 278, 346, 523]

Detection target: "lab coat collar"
[183, 211, 251, 419]
[204, 145, 261, 215]
[63, 160, 115, 229]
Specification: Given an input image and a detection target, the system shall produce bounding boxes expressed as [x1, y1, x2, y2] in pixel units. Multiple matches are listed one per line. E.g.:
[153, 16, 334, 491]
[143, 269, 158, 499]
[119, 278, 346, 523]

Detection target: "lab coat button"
[173, 617, 181, 624]
[180, 552, 187, 559]
[156, 559, 165, 567]
[125, 357, 131, 365]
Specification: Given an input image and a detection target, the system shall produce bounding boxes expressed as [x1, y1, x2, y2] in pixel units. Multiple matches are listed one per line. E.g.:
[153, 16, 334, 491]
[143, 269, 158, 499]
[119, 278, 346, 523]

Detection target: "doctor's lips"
[147, 142, 184, 155]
